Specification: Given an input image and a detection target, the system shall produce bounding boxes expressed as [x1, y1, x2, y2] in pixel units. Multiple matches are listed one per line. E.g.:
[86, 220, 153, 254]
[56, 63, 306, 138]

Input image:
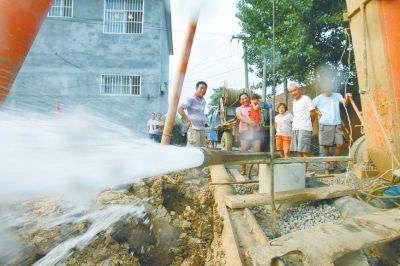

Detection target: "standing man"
[313, 87, 352, 170]
[289, 83, 317, 157]
[147, 113, 156, 141]
[178, 81, 208, 147]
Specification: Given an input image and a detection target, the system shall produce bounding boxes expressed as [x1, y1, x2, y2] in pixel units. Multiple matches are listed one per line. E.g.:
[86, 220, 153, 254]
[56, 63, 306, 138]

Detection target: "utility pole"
[284, 79, 288, 104]
[243, 44, 249, 90]
[262, 52, 267, 102]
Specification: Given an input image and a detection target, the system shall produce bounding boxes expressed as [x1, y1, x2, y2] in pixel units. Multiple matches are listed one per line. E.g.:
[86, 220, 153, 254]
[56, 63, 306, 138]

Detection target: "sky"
[169, 0, 260, 105]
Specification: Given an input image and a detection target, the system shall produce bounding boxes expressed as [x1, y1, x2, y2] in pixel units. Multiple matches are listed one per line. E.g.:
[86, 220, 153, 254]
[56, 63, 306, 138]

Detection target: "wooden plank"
[247, 209, 400, 266]
[228, 168, 246, 182]
[243, 208, 268, 246]
[224, 185, 357, 209]
[209, 180, 259, 185]
[272, 156, 353, 164]
[209, 165, 244, 266]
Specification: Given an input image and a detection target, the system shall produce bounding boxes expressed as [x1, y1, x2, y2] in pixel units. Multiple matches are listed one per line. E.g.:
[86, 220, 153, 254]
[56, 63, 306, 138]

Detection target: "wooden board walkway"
[225, 185, 357, 209]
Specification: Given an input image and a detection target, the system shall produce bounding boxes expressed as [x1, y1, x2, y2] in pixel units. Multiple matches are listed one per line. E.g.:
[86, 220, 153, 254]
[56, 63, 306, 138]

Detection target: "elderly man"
[289, 83, 317, 157]
[178, 81, 208, 147]
[313, 87, 352, 170]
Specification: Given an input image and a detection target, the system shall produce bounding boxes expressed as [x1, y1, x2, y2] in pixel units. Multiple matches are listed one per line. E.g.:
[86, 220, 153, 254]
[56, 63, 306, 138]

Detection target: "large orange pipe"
[0, 0, 53, 103]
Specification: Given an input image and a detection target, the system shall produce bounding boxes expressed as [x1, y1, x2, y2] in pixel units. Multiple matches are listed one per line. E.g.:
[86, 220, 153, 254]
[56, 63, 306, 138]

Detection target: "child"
[248, 94, 262, 125]
[275, 103, 293, 158]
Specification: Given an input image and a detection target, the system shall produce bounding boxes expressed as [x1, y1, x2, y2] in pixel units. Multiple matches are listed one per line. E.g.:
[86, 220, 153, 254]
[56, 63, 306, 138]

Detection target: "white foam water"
[0, 110, 205, 264]
[34, 205, 146, 266]
[0, 111, 204, 202]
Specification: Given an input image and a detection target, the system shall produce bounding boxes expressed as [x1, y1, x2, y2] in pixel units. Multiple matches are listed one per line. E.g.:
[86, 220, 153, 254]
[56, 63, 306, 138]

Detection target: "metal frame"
[99, 74, 142, 96]
[103, 0, 144, 35]
[48, 0, 74, 18]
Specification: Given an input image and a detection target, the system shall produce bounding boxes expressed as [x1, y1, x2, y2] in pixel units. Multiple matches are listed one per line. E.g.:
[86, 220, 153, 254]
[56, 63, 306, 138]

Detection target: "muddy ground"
[3, 170, 225, 266]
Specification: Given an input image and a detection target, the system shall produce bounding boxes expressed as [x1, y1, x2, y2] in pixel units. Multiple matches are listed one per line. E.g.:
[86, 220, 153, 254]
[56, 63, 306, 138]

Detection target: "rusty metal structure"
[345, 0, 400, 180]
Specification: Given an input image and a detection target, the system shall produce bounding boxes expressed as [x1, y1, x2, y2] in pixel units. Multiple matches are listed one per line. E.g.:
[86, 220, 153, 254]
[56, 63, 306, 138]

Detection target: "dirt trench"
[3, 171, 225, 266]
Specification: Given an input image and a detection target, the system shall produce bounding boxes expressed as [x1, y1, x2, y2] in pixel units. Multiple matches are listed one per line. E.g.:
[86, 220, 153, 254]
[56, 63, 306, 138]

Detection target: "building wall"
[7, 0, 171, 134]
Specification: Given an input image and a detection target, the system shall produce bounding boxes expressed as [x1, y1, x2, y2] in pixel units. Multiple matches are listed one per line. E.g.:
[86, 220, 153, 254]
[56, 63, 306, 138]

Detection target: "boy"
[275, 103, 293, 158]
[248, 94, 262, 125]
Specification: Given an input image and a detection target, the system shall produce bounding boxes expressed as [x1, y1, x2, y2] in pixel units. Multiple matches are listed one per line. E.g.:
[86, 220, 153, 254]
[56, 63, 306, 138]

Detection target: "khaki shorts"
[291, 130, 312, 153]
[187, 128, 206, 147]
[319, 124, 344, 146]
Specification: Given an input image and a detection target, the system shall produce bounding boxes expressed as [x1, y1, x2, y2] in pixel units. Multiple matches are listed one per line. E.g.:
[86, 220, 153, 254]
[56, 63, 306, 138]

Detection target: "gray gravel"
[233, 183, 258, 194]
[277, 201, 341, 235]
[252, 200, 342, 238]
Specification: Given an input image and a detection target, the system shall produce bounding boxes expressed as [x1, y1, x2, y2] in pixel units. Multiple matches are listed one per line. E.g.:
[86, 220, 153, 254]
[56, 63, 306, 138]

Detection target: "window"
[101, 75, 141, 95]
[104, 0, 144, 34]
[48, 0, 73, 17]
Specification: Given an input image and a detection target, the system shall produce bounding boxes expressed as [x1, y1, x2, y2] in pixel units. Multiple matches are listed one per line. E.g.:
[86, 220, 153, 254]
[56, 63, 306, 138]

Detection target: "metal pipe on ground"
[161, 14, 199, 145]
[198, 148, 352, 168]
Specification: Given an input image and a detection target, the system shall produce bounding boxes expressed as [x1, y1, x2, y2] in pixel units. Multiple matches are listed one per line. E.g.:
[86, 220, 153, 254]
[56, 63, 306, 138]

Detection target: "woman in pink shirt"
[236, 93, 262, 175]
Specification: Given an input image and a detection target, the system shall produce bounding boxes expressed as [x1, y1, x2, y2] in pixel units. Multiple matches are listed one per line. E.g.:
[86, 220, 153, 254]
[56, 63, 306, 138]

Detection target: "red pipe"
[0, 0, 53, 103]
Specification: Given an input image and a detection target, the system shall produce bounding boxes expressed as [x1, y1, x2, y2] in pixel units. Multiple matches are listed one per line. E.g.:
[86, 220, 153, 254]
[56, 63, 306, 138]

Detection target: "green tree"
[206, 86, 224, 125]
[207, 87, 223, 110]
[236, 0, 357, 91]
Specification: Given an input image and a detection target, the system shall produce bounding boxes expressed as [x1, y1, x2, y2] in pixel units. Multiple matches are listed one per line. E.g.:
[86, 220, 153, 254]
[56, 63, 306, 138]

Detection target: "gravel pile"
[277, 201, 342, 235]
[319, 171, 384, 190]
[253, 201, 342, 238]
[233, 183, 258, 194]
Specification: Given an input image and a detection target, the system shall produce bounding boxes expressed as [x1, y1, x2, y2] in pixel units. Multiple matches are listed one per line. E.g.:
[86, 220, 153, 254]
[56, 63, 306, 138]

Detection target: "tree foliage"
[207, 87, 223, 116]
[236, 0, 357, 91]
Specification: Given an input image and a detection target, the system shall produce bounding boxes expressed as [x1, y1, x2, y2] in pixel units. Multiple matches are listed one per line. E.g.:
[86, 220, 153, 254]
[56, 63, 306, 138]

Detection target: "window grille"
[48, 0, 73, 17]
[104, 0, 144, 34]
[101, 75, 141, 95]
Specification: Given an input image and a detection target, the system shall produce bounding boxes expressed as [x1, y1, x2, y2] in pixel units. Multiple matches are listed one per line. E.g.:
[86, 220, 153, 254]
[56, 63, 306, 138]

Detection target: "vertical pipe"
[262, 53, 267, 102]
[243, 44, 249, 90]
[284, 79, 288, 105]
[0, 0, 53, 103]
[161, 15, 199, 145]
[270, 0, 277, 237]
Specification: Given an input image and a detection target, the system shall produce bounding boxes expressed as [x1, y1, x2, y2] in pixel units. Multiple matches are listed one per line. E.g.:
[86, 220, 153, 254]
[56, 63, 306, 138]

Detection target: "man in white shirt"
[289, 83, 317, 157]
[313, 87, 352, 170]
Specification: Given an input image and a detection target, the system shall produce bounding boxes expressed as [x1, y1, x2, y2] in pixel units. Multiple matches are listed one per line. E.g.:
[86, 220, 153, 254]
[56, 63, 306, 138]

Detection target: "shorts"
[291, 130, 312, 153]
[319, 124, 344, 146]
[187, 128, 206, 147]
[275, 135, 291, 152]
[239, 130, 261, 143]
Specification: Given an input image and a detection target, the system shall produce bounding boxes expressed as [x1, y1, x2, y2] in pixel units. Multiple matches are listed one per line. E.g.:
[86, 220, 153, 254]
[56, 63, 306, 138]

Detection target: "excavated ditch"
[1, 171, 225, 266]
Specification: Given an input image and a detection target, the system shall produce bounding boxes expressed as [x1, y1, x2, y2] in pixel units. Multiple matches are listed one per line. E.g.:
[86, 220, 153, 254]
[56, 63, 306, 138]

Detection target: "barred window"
[101, 75, 141, 95]
[48, 0, 73, 17]
[104, 0, 144, 34]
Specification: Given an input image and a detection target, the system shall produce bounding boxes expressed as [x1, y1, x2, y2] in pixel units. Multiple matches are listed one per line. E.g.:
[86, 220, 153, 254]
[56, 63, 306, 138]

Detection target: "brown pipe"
[161, 15, 199, 145]
[0, 0, 53, 103]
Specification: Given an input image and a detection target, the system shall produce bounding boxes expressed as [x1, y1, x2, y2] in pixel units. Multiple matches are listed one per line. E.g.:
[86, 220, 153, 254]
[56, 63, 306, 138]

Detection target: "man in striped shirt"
[178, 81, 208, 147]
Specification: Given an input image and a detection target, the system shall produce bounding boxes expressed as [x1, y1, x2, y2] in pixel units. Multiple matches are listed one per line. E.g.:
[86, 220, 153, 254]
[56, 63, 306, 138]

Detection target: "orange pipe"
[0, 0, 53, 103]
[161, 16, 199, 145]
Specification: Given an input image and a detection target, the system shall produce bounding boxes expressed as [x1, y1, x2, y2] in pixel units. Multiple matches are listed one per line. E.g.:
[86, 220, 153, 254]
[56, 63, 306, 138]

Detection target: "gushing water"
[0, 111, 204, 202]
[0, 110, 205, 264]
[34, 205, 146, 266]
